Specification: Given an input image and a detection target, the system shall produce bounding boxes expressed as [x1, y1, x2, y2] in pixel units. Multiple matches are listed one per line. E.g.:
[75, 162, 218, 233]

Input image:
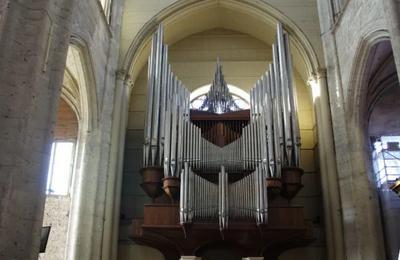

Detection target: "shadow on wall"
[118, 244, 164, 260]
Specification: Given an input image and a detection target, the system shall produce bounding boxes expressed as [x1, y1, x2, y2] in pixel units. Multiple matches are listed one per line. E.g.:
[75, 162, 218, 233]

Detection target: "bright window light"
[372, 136, 400, 187]
[99, 0, 112, 22]
[99, 0, 107, 9]
[46, 141, 75, 195]
[308, 78, 320, 102]
[190, 84, 250, 104]
[190, 84, 250, 110]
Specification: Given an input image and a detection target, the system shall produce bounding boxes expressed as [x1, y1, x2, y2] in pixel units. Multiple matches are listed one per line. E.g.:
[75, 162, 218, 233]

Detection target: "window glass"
[99, 0, 112, 22]
[190, 94, 249, 110]
[46, 141, 75, 195]
[372, 136, 400, 187]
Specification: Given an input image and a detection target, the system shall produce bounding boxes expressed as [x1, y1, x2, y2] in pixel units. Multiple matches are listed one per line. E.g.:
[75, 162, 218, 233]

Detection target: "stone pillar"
[382, 0, 400, 75]
[309, 71, 345, 260]
[100, 71, 132, 260]
[0, 0, 76, 259]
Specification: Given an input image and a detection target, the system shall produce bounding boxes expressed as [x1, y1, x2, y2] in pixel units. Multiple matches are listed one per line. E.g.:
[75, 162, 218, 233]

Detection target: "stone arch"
[343, 28, 397, 260]
[62, 36, 100, 260]
[62, 68, 81, 120]
[346, 29, 394, 180]
[41, 37, 100, 260]
[122, 0, 320, 89]
[347, 29, 391, 126]
[68, 35, 99, 132]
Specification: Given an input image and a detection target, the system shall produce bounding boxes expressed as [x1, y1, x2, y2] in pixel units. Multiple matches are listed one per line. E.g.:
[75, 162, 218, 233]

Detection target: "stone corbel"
[116, 69, 133, 89]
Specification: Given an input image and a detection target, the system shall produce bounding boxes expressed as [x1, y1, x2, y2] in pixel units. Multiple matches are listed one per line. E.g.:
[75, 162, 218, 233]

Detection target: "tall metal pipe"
[159, 44, 169, 163]
[277, 23, 293, 167]
[169, 77, 178, 177]
[144, 38, 156, 166]
[284, 33, 301, 167]
[150, 26, 163, 166]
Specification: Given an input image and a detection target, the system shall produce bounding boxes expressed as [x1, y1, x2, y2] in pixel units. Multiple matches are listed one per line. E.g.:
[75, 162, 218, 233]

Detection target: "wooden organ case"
[131, 24, 313, 260]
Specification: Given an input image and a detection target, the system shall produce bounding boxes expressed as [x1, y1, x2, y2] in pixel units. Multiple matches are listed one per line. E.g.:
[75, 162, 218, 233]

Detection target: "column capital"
[116, 69, 131, 81]
[116, 69, 133, 88]
[308, 68, 327, 83]
[316, 68, 327, 79]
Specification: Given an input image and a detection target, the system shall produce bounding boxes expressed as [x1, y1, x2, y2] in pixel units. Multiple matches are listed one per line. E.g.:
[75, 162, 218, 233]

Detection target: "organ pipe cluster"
[180, 162, 219, 224]
[143, 25, 201, 179]
[244, 22, 301, 177]
[143, 23, 301, 232]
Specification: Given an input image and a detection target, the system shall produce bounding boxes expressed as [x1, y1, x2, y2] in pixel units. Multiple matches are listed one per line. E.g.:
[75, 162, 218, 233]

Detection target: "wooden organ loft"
[131, 24, 313, 260]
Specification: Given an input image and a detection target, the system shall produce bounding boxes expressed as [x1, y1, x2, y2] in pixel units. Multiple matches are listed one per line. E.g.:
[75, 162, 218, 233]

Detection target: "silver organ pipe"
[284, 33, 301, 167]
[143, 23, 301, 232]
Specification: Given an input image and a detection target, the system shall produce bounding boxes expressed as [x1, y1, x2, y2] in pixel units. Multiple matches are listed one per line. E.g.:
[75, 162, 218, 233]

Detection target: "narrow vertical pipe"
[180, 168, 185, 224]
[170, 77, 178, 177]
[159, 44, 169, 163]
[272, 47, 283, 177]
[284, 33, 301, 167]
[276, 23, 292, 167]
[144, 37, 156, 166]
[150, 26, 163, 166]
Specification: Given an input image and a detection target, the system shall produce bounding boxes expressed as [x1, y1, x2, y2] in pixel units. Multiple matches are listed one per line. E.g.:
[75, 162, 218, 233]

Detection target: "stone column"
[382, 0, 400, 74]
[100, 71, 132, 260]
[0, 0, 76, 259]
[309, 70, 345, 260]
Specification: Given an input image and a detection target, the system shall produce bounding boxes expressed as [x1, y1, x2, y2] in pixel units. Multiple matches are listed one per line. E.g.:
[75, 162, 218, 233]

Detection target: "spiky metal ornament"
[198, 58, 241, 114]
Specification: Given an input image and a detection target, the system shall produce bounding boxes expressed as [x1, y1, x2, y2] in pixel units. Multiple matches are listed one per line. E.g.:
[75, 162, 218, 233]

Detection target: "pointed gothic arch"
[122, 0, 320, 90]
[345, 28, 399, 260]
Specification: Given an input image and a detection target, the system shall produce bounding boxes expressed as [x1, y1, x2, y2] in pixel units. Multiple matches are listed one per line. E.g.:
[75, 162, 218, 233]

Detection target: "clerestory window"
[371, 136, 400, 187]
[190, 84, 250, 111]
[46, 140, 75, 195]
[99, 0, 112, 23]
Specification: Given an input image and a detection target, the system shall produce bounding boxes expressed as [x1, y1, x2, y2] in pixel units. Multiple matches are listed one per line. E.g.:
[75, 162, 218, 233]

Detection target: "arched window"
[364, 40, 400, 260]
[371, 136, 400, 187]
[190, 84, 250, 111]
[46, 98, 78, 195]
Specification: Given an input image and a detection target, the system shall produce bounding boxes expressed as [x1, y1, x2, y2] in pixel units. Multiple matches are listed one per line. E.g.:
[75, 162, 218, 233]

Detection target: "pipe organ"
[134, 23, 313, 260]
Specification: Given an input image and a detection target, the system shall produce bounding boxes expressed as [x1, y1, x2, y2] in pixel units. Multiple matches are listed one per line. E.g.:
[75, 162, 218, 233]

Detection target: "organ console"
[133, 23, 313, 260]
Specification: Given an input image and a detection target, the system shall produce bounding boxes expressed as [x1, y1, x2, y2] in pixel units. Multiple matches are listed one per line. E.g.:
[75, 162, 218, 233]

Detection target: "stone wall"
[317, 0, 400, 259]
[53, 98, 79, 140]
[62, 0, 125, 259]
[39, 196, 71, 260]
[39, 97, 78, 260]
[0, 0, 77, 258]
[37, 0, 125, 259]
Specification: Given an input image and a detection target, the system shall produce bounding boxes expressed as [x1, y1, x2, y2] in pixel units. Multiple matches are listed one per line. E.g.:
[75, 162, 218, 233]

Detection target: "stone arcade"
[0, 0, 399, 260]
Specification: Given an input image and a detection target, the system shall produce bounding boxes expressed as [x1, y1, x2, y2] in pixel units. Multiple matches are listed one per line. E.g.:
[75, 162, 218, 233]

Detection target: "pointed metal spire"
[197, 58, 240, 114]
